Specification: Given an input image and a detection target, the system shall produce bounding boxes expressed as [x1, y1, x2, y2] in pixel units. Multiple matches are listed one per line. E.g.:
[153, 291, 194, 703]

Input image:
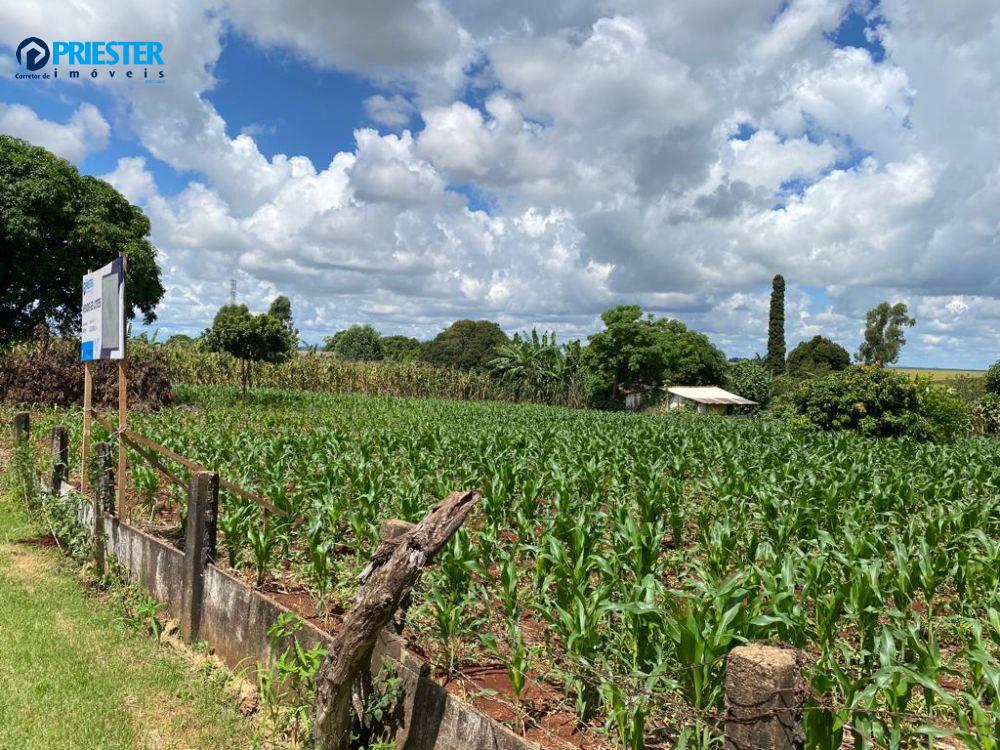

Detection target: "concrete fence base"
[76, 497, 533, 750]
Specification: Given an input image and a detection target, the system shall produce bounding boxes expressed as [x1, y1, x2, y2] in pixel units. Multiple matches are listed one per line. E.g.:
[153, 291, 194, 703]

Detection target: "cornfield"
[151, 345, 587, 407]
[13, 385, 1000, 749]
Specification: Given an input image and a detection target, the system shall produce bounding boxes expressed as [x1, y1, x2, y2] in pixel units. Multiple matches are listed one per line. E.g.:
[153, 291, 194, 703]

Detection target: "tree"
[0, 135, 165, 345]
[420, 319, 508, 372]
[324, 325, 383, 361]
[204, 304, 297, 394]
[766, 274, 786, 374]
[489, 329, 579, 400]
[381, 335, 422, 362]
[857, 302, 915, 366]
[583, 305, 726, 404]
[165, 333, 196, 347]
[725, 359, 772, 407]
[985, 360, 1000, 395]
[786, 336, 851, 376]
[268, 295, 297, 339]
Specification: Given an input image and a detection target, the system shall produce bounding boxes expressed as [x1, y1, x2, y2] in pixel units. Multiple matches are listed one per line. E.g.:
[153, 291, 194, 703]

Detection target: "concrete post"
[50, 425, 69, 494]
[13, 411, 29, 444]
[724, 645, 804, 750]
[181, 470, 219, 642]
[94, 442, 115, 577]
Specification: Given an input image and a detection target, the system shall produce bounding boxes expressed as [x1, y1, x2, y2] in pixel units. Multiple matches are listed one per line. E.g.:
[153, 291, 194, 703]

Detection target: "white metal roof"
[666, 386, 757, 405]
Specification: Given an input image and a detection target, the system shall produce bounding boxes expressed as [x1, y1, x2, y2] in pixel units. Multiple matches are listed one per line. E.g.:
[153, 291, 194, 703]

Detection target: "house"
[665, 385, 757, 415]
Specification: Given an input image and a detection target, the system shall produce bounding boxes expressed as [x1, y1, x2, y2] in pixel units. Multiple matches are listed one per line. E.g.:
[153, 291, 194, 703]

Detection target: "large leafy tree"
[204, 304, 297, 394]
[420, 319, 508, 371]
[857, 302, 916, 366]
[583, 305, 727, 403]
[0, 135, 164, 344]
[268, 295, 297, 338]
[324, 324, 384, 361]
[766, 274, 786, 374]
[786, 335, 851, 376]
[381, 335, 422, 362]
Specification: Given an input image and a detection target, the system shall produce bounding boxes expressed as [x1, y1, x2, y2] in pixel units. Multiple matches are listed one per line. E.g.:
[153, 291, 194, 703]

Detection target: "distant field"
[893, 367, 985, 381]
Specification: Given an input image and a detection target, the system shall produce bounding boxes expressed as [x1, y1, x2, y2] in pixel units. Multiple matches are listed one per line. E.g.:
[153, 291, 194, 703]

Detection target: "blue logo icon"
[16, 37, 49, 71]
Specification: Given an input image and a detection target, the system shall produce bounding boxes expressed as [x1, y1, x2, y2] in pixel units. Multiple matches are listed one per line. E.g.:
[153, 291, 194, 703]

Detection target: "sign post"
[81, 255, 126, 502]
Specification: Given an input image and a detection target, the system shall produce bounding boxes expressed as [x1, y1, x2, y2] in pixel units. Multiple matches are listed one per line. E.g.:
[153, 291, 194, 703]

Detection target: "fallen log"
[312, 490, 480, 749]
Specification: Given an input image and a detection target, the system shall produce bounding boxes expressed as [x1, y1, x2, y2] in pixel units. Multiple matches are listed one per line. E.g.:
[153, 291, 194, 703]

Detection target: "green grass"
[0, 492, 255, 750]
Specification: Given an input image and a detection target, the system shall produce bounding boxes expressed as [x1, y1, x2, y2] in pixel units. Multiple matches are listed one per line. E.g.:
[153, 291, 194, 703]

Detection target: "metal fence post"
[50, 425, 69, 494]
[181, 470, 219, 642]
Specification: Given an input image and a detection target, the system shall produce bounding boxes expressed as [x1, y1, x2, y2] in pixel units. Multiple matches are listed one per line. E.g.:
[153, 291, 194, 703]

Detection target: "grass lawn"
[0, 492, 257, 750]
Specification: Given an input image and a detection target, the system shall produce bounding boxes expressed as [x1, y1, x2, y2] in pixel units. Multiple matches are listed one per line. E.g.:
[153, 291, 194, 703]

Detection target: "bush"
[724, 360, 772, 407]
[0, 339, 172, 409]
[985, 361, 1000, 395]
[786, 336, 851, 376]
[791, 366, 967, 440]
[325, 325, 384, 362]
[420, 320, 508, 372]
[972, 393, 1000, 436]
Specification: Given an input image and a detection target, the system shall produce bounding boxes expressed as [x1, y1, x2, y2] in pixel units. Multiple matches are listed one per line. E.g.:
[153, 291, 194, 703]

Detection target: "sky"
[1, 1, 998, 368]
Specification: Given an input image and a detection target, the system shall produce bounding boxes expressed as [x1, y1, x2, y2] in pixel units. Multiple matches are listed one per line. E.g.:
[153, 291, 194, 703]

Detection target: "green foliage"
[857, 301, 916, 366]
[724, 359, 772, 407]
[324, 324, 384, 361]
[972, 393, 1000, 436]
[985, 361, 1000, 395]
[267, 295, 297, 338]
[791, 366, 968, 439]
[766, 274, 786, 374]
[419, 319, 508, 372]
[257, 613, 327, 744]
[583, 305, 726, 404]
[786, 335, 851, 376]
[489, 329, 583, 404]
[0, 135, 164, 344]
[203, 304, 297, 394]
[15, 382, 1000, 748]
[380, 335, 422, 362]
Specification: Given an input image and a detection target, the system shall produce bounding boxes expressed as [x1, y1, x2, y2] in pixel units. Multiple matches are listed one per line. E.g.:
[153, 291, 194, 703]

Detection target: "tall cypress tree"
[766, 274, 786, 374]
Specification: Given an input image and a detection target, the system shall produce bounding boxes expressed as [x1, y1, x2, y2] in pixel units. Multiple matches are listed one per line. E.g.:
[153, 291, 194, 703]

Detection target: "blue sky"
[1, 0, 998, 368]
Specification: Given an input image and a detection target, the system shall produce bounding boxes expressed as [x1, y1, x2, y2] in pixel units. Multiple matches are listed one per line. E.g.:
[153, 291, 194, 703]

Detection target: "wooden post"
[50, 425, 69, 494]
[379, 519, 415, 634]
[181, 470, 219, 642]
[94, 442, 115, 576]
[82, 361, 92, 496]
[313, 491, 480, 750]
[725, 645, 804, 750]
[13, 412, 29, 445]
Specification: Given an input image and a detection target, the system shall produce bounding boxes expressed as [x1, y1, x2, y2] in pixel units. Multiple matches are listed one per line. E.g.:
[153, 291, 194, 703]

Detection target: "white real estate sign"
[81, 257, 125, 361]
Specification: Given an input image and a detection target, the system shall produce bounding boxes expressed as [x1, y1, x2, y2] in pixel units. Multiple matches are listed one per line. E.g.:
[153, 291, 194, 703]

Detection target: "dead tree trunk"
[312, 490, 480, 750]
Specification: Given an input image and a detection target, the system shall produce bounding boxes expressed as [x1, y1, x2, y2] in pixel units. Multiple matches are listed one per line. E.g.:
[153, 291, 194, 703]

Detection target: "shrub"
[913, 381, 970, 440]
[972, 393, 1000, 436]
[724, 360, 772, 407]
[324, 325, 384, 362]
[985, 361, 1000, 395]
[0, 339, 171, 409]
[791, 366, 967, 440]
[786, 336, 851, 376]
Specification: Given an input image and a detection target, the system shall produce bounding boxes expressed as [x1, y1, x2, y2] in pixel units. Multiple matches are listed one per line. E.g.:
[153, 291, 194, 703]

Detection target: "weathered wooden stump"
[313, 491, 480, 750]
